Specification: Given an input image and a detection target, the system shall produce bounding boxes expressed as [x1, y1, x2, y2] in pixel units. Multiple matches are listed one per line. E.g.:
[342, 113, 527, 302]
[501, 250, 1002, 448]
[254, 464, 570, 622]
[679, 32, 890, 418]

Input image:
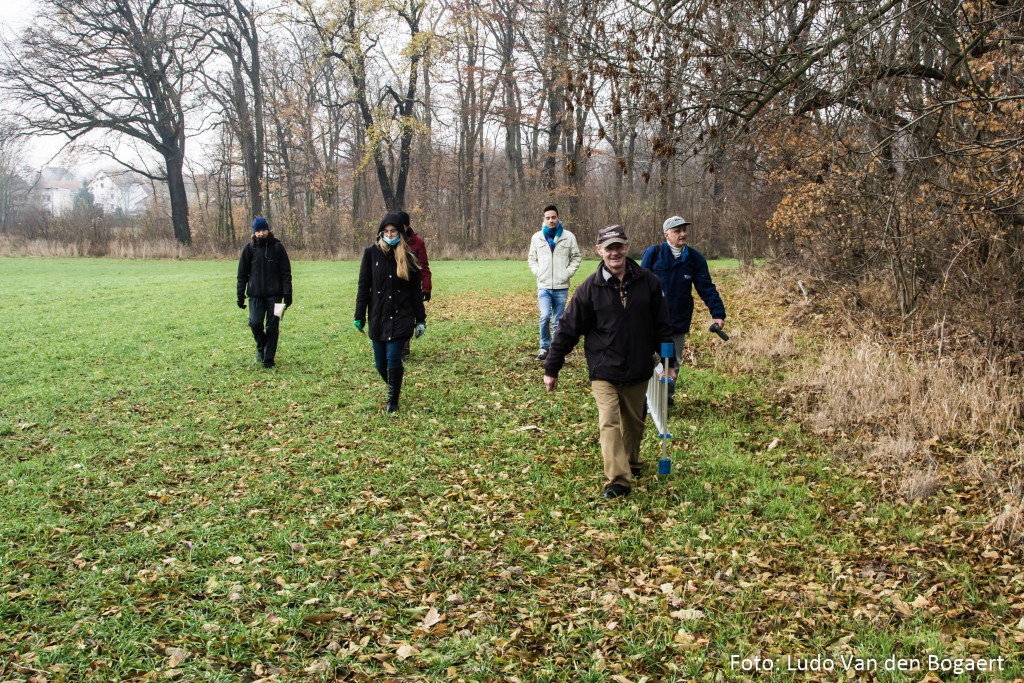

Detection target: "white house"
[88, 170, 152, 216]
[31, 167, 79, 215]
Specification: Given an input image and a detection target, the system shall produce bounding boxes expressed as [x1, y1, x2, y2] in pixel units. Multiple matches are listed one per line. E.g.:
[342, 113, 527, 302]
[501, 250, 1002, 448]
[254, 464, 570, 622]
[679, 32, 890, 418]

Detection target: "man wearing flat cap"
[543, 225, 676, 499]
[640, 215, 726, 405]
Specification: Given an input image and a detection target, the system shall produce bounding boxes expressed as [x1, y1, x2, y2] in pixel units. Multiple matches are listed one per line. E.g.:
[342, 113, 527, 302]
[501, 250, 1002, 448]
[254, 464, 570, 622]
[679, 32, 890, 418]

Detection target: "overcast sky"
[0, 1, 33, 33]
[0, 1, 135, 174]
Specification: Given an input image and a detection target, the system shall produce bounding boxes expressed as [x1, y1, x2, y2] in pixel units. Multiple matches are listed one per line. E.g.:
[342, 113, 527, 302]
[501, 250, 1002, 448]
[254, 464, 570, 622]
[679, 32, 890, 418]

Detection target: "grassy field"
[0, 257, 1020, 682]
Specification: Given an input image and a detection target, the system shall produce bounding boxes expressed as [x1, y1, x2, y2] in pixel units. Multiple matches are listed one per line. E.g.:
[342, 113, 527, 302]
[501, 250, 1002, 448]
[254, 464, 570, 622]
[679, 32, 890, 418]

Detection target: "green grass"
[0, 257, 1019, 682]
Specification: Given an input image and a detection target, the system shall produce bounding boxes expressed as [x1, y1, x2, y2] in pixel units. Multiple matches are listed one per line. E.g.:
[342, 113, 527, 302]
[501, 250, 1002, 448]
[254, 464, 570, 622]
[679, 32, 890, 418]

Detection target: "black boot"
[386, 367, 404, 413]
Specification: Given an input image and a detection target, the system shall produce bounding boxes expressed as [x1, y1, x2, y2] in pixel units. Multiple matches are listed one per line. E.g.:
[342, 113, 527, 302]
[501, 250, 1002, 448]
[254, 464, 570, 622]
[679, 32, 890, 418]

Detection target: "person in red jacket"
[397, 211, 431, 360]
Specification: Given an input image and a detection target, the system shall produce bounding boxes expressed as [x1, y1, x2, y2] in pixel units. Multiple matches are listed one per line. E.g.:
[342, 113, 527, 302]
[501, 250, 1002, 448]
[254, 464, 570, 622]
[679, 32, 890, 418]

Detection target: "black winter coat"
[354, 244, 426, 341]
[545, 259, 673, 386]
[237, 235, 293, 304]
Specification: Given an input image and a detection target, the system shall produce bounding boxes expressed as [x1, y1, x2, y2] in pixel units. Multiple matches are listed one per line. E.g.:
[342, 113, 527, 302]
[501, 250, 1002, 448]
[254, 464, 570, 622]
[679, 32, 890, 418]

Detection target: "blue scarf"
[543, 221, 564, 250]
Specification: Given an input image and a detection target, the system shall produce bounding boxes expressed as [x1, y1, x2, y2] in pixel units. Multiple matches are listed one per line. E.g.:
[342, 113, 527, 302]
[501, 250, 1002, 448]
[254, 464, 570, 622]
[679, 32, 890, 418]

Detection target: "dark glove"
[237, 298, 246, 309]
[284, 297, 292, 308]
[423, 291, 431, 302]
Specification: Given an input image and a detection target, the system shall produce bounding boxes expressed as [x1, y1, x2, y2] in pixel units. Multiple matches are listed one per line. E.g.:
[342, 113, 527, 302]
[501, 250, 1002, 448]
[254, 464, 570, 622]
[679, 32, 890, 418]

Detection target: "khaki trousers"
[591, 380, 648, 489]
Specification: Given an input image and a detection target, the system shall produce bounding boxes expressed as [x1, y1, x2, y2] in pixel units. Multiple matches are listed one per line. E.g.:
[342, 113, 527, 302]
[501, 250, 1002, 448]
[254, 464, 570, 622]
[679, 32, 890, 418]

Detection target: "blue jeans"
[372, 338, 407, 375]
[538, 288, 568, 351]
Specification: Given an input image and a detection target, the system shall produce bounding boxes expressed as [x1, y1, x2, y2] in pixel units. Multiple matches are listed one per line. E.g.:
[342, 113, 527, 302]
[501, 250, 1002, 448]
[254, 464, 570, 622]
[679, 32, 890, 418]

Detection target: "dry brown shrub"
[787, 338, 1024, 444]
[721, 326, 798, 373]
[899, 467, 943, 502]
[988, 494, 1024, 546]
[107, 239, 189, 259]
[737, 261, 821, 306]
[866, 434, 919, 465]
[0, 237, 83, 257]
[959, 455, 1000, 488]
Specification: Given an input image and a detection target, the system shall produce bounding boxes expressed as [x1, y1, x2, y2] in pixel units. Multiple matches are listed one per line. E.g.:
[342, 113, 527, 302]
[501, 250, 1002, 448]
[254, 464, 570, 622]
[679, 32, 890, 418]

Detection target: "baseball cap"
[597, 224, 628, 248]
[662, 216, 692, 232]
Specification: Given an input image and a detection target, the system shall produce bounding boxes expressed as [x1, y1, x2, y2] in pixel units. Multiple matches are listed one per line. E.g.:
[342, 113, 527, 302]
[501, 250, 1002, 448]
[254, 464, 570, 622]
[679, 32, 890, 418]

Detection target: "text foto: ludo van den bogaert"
[731, 653, 1006, 674]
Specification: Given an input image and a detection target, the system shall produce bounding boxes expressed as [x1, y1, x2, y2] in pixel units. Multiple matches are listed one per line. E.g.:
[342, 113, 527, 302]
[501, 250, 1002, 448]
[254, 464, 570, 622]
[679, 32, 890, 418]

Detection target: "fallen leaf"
[165, 647, 191, 668]
[304, 659, 329, 673]
[669, 609, 704, 621]
[891, 595, 914, 617]
[420, 607, 443, 628]
[303, 612, 337, 625]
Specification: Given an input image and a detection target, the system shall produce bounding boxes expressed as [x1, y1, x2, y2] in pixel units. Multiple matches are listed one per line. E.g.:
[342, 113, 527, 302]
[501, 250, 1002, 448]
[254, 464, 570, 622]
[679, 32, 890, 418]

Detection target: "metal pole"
[658, 342, 674, 476]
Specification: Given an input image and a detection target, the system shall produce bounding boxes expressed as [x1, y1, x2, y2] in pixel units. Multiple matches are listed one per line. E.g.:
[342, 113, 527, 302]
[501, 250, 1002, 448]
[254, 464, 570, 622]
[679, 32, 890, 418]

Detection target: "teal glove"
[414, 323, 426, 339]
[353, 320, 364, 333]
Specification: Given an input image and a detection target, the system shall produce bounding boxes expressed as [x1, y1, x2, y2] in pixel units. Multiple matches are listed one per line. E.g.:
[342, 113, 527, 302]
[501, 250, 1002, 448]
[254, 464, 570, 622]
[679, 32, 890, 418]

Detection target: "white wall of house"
[88, 171, 151, 216]
[41, 185, 77, 215]
[31, 168, 79, 215]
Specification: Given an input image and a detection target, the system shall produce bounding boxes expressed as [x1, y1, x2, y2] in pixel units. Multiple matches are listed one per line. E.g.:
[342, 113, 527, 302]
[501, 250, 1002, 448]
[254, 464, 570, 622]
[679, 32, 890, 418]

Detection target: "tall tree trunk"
[164, 151, 192, 245]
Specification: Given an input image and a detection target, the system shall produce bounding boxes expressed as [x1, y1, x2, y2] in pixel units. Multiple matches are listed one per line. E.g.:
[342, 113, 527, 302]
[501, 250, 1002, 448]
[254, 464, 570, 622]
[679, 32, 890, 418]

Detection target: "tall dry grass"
[0, 235, 192, 259]
[0, 233, 535, 261]
[720, 263, 1024, 539]
[789, 339, 1024, 444]
[732, 262, 1023, 448]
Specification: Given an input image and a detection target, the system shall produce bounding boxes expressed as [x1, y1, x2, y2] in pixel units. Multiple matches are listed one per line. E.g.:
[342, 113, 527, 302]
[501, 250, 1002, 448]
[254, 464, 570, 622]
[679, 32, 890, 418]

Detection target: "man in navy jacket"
[640, 216, 726, 403]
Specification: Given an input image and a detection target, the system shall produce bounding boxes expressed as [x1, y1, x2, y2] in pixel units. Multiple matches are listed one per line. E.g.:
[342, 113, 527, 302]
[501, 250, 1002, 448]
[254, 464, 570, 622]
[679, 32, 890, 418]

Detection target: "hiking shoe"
[535, 349, 549, 361]
[262, 359, 275, 369]
[600, 484, 631, 499]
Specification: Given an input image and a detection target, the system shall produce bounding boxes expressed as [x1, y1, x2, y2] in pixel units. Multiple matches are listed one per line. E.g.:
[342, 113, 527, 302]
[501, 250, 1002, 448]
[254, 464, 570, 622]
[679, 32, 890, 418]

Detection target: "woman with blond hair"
[354, 213, 427, 412]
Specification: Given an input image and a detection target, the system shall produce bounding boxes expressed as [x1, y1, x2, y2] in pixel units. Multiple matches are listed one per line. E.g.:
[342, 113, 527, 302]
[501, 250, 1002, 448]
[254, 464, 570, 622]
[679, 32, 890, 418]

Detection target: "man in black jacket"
[544, 225, 676, 499]
[237, 216, 293, 369]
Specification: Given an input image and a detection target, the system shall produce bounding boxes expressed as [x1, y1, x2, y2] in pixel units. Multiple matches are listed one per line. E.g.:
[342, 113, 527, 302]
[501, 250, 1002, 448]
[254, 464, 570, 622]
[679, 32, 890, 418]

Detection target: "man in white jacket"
[528, 204, 583, 361]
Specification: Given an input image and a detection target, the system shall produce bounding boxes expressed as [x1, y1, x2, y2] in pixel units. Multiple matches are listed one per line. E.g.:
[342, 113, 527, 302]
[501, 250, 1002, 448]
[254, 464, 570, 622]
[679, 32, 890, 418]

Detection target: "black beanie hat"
[378, 213, 404, 240]
[396, 211, 411, 235]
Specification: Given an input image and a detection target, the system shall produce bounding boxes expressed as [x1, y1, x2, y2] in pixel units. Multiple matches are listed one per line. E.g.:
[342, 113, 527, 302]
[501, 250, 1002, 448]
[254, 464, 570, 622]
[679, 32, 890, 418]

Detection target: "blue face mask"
[383, 235, 401, 246]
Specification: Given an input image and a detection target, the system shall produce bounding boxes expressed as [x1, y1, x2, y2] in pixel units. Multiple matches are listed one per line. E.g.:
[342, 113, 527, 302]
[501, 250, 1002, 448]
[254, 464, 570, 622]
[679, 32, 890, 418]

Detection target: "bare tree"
[0, 0, 208, 245]
[300, 0, 430, 212]
[0, 119, 29, 233]
[194, 0, 270, 219]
